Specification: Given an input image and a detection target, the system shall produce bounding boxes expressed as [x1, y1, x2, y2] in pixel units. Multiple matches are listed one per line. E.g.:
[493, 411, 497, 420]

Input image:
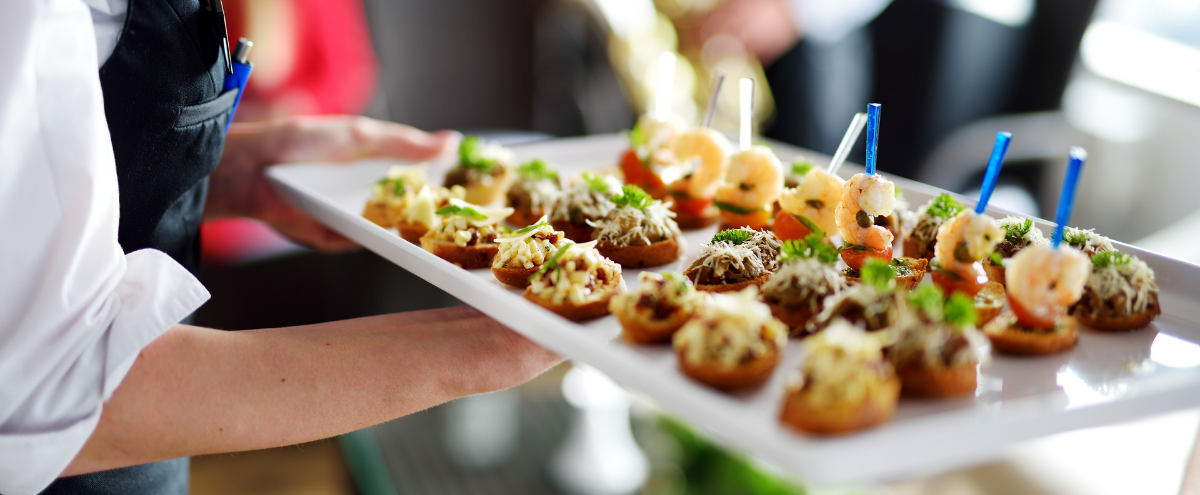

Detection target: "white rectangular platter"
[268, 134, 1200, 484]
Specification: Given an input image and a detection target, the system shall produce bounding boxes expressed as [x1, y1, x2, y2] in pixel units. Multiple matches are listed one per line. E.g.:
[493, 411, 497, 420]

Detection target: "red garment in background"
[202, 0, 380, 266]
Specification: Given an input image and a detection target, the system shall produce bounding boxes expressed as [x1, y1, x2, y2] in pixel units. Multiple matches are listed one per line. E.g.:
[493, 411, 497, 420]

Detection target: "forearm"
[63, 306, 557, 476]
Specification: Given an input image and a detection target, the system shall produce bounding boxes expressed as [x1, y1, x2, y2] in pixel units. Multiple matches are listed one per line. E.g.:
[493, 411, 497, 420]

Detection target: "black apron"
[41, 0, 232, 492]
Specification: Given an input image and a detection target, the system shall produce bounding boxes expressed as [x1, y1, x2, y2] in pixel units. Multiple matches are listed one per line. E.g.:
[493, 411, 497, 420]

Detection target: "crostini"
[588, 185, 682, 268]
[672, 287, 788, 390]
[524, 241, 623, 321]
[903, 193, 964, 260]
[506, 158, 562, 227]
[844, 257, 928, 290]
[684, 228, 782, 293]
[393, 184, 467, 243]
[808, 258, 907, 336]
[491, 217, 566, 288]
[444, 135, 516, 205]
[779, 320, 900, 435]
[611, 271, 705, 344]
[889, 283, 989, 397]
[1071, 251, 1161, 331]
[362, 165, 427, 228]
[928, 210, 1004, 297]
[984, 217, 1047, 285]
[761, 234, 848, 334]
[549, 172, 621, 243]
[419, 199, 512, 269]
[983, 244, 1089, 355]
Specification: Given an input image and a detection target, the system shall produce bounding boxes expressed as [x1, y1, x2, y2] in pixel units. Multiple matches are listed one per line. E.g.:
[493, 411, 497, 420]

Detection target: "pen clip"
[208, 0, 233, 75]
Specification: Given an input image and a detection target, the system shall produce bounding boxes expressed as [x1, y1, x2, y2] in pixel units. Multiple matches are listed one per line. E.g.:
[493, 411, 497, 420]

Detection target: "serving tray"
[267, 134, 1200, 484]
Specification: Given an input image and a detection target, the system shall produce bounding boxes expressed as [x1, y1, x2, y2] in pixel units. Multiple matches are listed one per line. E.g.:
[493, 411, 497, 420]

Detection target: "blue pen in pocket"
[223, 38, 254, 133]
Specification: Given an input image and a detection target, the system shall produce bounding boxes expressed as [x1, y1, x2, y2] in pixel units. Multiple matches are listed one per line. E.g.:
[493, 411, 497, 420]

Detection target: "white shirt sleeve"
[786, 0, 894, 45]
[0, 1, 210, 494]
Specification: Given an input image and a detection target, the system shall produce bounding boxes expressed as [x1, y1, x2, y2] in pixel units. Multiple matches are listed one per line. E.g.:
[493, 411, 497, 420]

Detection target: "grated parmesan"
[672, 288, 788, 369]
[588, 202, 680, 246]
[493, 223, 564, 269]
[761, 257, 847, 314]
[528, 242, 622, 306]
[1079, 254, 1158, 317]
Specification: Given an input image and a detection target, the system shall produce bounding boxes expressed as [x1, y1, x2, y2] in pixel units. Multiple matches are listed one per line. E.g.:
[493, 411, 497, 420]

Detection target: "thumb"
[366, 122, 460, 162]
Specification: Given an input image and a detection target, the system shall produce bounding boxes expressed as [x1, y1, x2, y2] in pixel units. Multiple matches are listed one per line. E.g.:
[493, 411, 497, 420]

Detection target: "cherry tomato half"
[840, 245, 893, 271]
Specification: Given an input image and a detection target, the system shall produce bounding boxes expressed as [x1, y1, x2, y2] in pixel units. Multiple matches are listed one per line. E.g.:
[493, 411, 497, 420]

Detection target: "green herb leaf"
[458, 135, 498, 172]
[626, 120, 646, 148]
[795, 215, 825, 239]
[989, 252, 1004, 265]
[582, 172, 611, 193]
[1092, 250, 1131, 268]
[944, 293, 979, 327]
[517, 158, 558, 182]
[713, 200, 759, 215]
[1064, 227, 1088, 248]
[533, 242, 573, 280]
[434, 204, 488, 221]
[610, 184, 653, 210]
[908, 283, 945, 320]
[779, 233, 838, 265]
[712, 228, 753, 245]
[926, 193, 964, 219]
[861, 258, 896, 291]
[1001, 218, 1034, 242]
[790, 160, 814, 177]
[377, 177, 407, 196]
[840, 243, 878, 253]
[511, 219, 549, 236]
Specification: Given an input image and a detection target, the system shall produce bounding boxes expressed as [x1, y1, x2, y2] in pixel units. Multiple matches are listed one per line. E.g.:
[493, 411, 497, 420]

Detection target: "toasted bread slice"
[523, 281, 620, 322]
[491, 264, 538, 288]
[695, 273, 772, 293]
[1075, 304, 1161, 331]
[507, 208, 545, 228]
[673, 207, 719, 230]
[551, 220, 594, 244]
[419, 235, 499, 269]
[396, 222, 428, 244]
[902, 237, 935, 261]
[983, 312, 1078, 355]
[596, 238, 681, 268]
[613, 306, 690, 344]
[675, 344, 780, 390]
[767, 303, 817, 334]
[844, 257, 927, 290]
[974, 281, 1005, 325]
[894, 363, 977, 397]
[983, 262, 1006, 287]
[779, 376, 901, 435]
[363, 200, 391, 227]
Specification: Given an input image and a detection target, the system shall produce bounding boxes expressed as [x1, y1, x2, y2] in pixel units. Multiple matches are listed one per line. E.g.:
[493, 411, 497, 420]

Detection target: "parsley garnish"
[908, 283, 945, 320]
[791, 160, 814, 177]
[511, 219, 549, 236]
[458, 135, 498, 172]
[861, 258, 896, 291]
[926, 193, 964, 219]
[626, 120, 646, 149]
[1092, 250, 1131, 268]
[944, 293, 979, 327]
[1001, 218, 1034, 242]
[377, 177, 406, 196]
[840, 243, 878, 253]
[434, 204, 488, 221]
[518, 158, 558, 182]
[907, 283, 978, 327]
[582, 172, 610, 193]
[712, 228, 753, 245]
[610, 185, 653, 210]
[533, 242, 573, 281]
[989, 252, 1004, 265]
[1064, 227, 1088, 248]
[779, 233, 838, 265]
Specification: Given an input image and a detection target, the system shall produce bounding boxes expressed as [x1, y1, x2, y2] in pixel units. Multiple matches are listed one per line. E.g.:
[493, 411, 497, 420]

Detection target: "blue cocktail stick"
[1052, 146, 1088, 248]
[865, 103, 881, 175]
[975, 132, 1012, 214]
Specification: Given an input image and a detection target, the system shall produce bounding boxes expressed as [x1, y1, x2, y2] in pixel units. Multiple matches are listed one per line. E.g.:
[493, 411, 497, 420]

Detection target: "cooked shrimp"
[714, 145, 784, 210]
[1006, 244, 1089, 318]
[778, 169, 844, 235]
[934, 211, 1004, 268]
[673, 128, 730, 199]
[835, 173, 896, 250]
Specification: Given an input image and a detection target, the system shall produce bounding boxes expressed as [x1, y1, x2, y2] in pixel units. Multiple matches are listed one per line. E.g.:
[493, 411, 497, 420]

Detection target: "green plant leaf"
[434, 204, 487, 221]
[926, 193, 964, 219]
[908, 283, 945, 320]
[610, 184, 653, 210]
[1092, 250, 1131, 268]
[1001, 218, 1034, 242]
[779, 233, 838, 265]
[790, 160, 814, 177]
[713, 200, 759, 215]
[944, 293, 979, 327]
[517, 158, 558, 182]
[861, 258, 896, 291]
[582, 172, 610, 193]
[458, 135, 497, 171]
[712, 228, 753, 245]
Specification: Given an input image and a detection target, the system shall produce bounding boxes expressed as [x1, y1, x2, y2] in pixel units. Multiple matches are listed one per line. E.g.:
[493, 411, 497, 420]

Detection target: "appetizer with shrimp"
[760, 234, 848, 333]
[419, 199, 513, 268]
[1071, 251, 1161, 331]
[984, 217, 1047, 285]
[506, 158, 562, 226]
[666, 127, 730, 229]
[491, 217, 567, 288]
[889, 284, 989, 397]
[588, 185, 682, 268]
[550, 172, 622, 243]
[362, 165, 427, 228]
[903, 193, 964, 261]
[775, 164, 843, 242]
[620, 114, 688, 199]
[779, 320, 900, 435]
[684, 228, 782, 293]
[672, 287, 788, 390]
[524, 241, 623, 321]
[611, 271, 705, 344]
[834, 172, 924, 279]
[444, 136, 517, 206]
[714, 145, 785, 230]
[983, 244, 1090, 355]
[808, 259, 907, 336]
[844, 257, 928, 290]
[928, 209, 1004, 297]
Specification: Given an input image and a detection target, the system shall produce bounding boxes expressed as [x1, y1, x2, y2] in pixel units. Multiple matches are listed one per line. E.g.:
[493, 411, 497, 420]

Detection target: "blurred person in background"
[0, 1, 560, 494]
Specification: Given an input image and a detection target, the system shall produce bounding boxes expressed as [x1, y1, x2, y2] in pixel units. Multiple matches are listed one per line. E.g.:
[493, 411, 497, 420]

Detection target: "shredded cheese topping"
[493, 223, 564, 269]
[761, 257, 847, 313]
[611, 271, 704, 322]
[1079, 255, 1158, 317]
[888, 312, 989, 370]
[528, 242, 622, 306]
[1064, 227, 1114, 257]
[788, 320, 891, 406]
[508, 177, 562, 213]
[588, 202, 680, 246]
[550, 177, 621, 225]
[672, 288, 788, 368]
[684, 228, 781, 286]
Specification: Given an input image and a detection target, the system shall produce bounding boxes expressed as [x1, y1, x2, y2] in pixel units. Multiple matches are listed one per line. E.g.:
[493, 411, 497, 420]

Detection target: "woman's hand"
[206, 116, 459, 252]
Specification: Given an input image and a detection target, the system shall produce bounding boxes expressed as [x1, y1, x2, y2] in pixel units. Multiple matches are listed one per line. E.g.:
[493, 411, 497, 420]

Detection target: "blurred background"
[192, 0, 1200, 493]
